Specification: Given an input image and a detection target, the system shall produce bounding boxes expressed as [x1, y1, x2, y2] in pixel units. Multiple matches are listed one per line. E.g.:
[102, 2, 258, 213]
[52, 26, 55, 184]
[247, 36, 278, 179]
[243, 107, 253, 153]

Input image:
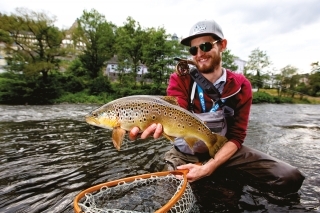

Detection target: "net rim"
[73, 169, 189, 213]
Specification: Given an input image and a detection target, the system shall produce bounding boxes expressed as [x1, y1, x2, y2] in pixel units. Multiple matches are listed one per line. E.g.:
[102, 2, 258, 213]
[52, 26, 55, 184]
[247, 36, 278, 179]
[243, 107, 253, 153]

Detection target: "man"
[130, 19, 304, 194]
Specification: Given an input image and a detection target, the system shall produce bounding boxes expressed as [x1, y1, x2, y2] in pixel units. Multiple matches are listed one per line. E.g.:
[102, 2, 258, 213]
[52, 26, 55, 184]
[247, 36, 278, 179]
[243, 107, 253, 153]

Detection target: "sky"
[1, 0, 320, 74]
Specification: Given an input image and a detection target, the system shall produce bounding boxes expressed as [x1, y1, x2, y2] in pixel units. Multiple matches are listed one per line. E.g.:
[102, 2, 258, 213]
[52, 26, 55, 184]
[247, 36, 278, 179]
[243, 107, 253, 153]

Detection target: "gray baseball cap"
[180, 20, 224, 46]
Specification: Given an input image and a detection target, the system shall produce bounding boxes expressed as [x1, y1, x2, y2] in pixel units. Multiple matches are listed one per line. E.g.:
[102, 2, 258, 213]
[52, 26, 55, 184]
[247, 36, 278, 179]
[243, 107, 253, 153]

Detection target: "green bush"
[89, 75, 114, 95]
[148, 84, 167, 95]
[0, 73, 63, 105]
[25, 76, 63, 104]
[252, 92, 275, 104]
[252, 91, 303, 104]
[273, 96, 293, 104]
[56, 91, 113, 104]
[0, 77, 29, 104]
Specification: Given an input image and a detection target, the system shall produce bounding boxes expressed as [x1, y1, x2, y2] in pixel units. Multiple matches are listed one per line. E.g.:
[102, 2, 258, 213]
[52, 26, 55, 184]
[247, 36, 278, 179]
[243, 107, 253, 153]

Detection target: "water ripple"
[0, 104, 319, 212]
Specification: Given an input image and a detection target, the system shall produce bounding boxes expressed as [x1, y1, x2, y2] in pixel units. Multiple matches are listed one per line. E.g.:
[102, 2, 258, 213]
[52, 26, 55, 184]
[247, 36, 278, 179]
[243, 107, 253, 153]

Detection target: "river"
[0, 103, 319, 213]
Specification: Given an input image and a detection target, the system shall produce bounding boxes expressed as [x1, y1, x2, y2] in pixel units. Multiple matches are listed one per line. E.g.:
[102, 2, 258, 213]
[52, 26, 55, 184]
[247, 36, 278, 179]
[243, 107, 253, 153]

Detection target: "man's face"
[190, 35, 222, 74]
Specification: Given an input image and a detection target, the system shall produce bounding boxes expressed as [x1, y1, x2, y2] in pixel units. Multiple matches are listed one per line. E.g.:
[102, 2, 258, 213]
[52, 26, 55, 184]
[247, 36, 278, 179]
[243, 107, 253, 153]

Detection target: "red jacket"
[167, 69, 252, 149]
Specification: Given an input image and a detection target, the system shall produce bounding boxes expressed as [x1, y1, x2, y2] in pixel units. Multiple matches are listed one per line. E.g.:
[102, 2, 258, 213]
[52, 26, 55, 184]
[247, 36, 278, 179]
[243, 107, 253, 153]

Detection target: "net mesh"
[75, 173, 198, 213]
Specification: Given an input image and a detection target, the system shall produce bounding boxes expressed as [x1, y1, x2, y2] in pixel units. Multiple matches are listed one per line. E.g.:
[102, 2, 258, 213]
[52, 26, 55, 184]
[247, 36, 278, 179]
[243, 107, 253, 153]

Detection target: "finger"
[153, 123, 163, 138]
[129, 127, 140, 141]
[141, 123, 157, 139]
[177, 163, 194, 170]
[188, 178, 196, 183]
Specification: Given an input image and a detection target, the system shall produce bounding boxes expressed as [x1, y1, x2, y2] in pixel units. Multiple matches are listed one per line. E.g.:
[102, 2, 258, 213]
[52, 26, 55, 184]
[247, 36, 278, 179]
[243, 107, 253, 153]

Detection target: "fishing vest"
[174, 68, 234, 155]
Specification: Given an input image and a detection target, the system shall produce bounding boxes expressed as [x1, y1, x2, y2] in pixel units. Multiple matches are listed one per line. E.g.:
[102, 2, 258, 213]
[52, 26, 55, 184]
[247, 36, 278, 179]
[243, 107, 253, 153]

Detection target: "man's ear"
[220, 39, 227, 52]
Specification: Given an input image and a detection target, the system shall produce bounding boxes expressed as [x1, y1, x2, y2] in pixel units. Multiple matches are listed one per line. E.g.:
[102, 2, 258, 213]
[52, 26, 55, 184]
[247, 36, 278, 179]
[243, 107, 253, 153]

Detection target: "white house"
[105, 56, 148, 81]
[233, 57, 246, 74]
[0, 43, 8, 73]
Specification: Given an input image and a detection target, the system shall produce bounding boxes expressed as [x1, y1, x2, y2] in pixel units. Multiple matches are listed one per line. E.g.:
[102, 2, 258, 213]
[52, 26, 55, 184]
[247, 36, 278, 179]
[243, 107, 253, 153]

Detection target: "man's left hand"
[177, 163, 210, 182]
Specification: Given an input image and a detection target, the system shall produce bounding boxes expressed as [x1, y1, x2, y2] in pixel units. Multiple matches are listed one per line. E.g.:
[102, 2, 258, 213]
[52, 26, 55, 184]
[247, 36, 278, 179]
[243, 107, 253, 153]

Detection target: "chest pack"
[188, 67, 234, 134]
[174, 66, 234, 154]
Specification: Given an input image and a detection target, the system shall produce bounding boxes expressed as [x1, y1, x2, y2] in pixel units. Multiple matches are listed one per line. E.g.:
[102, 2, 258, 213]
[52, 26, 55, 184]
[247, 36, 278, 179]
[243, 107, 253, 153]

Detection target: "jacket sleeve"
[226, 77, 252, 149]
[166, 73, 190, 109]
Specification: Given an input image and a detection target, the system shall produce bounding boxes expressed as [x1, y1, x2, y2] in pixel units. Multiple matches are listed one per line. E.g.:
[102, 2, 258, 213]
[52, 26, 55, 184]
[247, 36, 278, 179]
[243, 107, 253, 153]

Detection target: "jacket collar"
[221, 69, 245, 99]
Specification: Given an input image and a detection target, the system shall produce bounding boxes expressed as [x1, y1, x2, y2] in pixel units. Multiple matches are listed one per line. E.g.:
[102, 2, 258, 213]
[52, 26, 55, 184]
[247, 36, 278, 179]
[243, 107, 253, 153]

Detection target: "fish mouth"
[85, 115, 113, 130]
[85, 115, 100, 126]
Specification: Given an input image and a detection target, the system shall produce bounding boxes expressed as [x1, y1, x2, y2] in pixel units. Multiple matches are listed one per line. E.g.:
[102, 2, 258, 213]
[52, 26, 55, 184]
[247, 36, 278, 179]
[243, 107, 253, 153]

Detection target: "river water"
[0, 103, 319, 213]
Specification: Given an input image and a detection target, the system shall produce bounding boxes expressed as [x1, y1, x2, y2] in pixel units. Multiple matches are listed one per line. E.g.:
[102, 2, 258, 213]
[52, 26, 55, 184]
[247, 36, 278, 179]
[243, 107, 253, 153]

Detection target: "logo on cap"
[192, 24, 207, 35]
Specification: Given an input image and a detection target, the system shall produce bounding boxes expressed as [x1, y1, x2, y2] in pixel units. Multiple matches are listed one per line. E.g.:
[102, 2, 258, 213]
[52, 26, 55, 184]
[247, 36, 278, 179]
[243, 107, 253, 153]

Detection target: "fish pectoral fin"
[112, 127, 126, 151]
[162, 132, 175, 142]
[183, 137, 200, 150]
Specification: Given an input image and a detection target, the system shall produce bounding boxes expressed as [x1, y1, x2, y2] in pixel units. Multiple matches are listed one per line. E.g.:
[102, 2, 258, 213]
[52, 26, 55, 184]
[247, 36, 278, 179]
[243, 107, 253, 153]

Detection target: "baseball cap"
[180, 20, 224, 46]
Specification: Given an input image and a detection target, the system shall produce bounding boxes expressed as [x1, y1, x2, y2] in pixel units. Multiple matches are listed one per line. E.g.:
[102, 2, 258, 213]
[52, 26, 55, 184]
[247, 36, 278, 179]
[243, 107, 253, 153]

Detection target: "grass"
[259, 89, 320, 104]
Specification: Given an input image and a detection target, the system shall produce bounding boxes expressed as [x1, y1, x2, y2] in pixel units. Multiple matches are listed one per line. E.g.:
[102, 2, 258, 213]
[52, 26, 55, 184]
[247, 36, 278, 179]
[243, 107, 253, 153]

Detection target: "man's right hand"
[129, 123, 163, 140]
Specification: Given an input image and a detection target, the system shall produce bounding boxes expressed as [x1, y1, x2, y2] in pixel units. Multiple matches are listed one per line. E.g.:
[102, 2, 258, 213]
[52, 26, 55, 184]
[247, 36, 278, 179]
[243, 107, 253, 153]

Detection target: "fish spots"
[92, 95, 219, 144]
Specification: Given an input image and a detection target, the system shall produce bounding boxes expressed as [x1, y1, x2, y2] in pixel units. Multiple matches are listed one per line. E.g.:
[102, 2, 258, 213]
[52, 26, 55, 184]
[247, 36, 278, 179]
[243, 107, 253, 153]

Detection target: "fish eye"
[92, 112, 97, 117]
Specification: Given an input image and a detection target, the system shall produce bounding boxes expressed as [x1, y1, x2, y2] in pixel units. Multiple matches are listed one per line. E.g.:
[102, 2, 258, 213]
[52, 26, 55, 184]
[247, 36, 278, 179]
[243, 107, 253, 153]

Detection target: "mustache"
[195, 55, 222, 74]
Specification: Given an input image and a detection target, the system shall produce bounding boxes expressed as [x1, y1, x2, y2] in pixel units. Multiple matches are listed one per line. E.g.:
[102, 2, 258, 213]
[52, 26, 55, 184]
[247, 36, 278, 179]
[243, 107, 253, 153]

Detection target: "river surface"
[0, 103, 319, 213]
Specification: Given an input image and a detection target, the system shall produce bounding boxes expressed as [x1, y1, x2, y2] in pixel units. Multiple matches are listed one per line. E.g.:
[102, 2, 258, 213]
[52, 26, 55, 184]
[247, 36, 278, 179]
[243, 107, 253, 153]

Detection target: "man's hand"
[129, 123, 163, 140]
[177, 163, 211, 182]
[177, 142, 238, 182]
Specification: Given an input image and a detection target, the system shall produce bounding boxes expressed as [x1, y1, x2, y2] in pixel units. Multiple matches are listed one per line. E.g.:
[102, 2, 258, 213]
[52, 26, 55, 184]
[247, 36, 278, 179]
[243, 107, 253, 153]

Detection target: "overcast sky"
[1, 0, 319, 74]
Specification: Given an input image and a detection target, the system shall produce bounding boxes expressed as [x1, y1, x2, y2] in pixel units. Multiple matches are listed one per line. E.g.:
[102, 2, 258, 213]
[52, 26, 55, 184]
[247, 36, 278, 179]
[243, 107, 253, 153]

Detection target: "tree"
[222, 49, 238, 71]
[280, 65, 298, 87]
[74, 9, 115, 78]
[311, 61, 319, 73]
[244, 48, 271, 91]
[114, 17, 146, 86]
[142, 28, 178, 85]
[279, 65, 303, 97]
[308, 71, 320, 96]
[0, 8, 66, 82]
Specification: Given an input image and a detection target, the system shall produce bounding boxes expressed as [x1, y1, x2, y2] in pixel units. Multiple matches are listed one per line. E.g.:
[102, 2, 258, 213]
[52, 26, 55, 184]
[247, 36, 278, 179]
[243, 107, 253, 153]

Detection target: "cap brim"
[180, 33, 219, 46]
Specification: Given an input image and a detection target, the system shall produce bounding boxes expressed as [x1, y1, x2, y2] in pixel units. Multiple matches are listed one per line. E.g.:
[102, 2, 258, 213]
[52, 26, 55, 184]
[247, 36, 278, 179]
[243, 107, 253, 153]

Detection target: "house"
[233, 57, 246, 74]
[105, 56, 148, 82]
[104, 55, 247, 82]
[0, 42, 8, 73]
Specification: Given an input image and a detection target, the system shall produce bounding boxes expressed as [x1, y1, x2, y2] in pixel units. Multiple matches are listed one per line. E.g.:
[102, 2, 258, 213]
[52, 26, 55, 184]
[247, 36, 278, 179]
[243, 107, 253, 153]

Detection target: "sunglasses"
[189, 40, 220, 56]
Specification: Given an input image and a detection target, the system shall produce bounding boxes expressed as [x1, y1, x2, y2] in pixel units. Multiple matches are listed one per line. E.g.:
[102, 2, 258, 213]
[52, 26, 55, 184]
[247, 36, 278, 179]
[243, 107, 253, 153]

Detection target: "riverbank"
[54, 89, 320, 105]
[258, 89, 320, 104]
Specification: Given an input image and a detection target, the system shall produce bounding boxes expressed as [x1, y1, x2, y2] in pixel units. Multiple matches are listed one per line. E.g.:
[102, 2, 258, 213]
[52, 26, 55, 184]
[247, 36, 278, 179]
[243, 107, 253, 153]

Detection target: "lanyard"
[196, 84, 225, 112]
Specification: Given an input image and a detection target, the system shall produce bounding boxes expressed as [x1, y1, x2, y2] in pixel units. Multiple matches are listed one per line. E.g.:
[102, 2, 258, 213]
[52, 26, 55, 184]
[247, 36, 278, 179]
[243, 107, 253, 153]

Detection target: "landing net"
[74, 170, 198, 213]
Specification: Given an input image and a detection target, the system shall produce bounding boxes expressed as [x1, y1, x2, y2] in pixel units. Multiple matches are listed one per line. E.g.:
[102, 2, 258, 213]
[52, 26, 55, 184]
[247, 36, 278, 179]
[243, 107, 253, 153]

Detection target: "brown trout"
[85, 95, 228, 157]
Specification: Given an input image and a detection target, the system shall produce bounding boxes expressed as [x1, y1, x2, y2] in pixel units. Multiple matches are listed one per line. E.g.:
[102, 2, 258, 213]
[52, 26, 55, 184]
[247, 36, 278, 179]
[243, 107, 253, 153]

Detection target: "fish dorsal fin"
[160, 96, 179, 106]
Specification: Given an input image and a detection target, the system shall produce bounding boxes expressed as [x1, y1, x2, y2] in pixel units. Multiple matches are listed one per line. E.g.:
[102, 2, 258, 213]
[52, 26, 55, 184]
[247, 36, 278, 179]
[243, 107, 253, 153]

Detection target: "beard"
[196, 52, 221, 74]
